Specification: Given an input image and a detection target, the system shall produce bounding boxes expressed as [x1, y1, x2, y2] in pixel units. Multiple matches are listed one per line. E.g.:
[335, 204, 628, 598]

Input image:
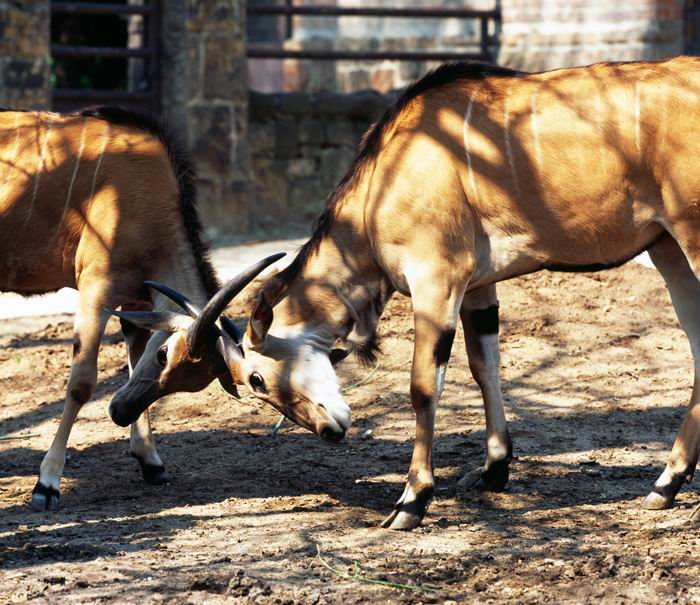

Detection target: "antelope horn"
[220, 315, 244, 346]
[145, 281, 202, 318]
[187, 252, 286, 355]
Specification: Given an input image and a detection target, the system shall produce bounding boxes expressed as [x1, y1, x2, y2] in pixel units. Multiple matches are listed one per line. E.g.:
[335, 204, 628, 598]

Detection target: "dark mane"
[79, 106, 221, 297]
[263, 61, 521, 300]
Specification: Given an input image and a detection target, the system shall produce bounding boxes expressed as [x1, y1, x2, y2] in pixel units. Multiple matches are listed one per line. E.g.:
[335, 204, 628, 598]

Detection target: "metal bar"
[247, 5, 499, 19]
[147, 0, 160, 113]
[480, 17, 490, 62]
[51, 2, 154, 16]
[51, 44, 155, 59]
[247, 48, 489, 62]
[284, 0, 293, 40]
[52, 89, 156, 100]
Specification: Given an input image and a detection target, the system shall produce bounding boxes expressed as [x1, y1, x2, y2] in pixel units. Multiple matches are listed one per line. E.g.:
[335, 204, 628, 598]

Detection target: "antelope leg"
[643, 235, 700, 509]
[458, 284, 512, 492]
[32, 281, 110, 511]
[381, 278, 465, 530]
[120, 313, 171, 485]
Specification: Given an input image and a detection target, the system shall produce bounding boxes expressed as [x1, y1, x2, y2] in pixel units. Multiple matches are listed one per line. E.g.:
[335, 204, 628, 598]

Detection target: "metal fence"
[50, 1, 160, 113]
[246, 3, 501, 63]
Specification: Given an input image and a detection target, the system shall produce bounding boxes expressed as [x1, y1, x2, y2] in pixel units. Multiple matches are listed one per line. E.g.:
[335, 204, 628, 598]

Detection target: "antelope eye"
[156, 346, 168, 368]
[249, 372, 267, 393]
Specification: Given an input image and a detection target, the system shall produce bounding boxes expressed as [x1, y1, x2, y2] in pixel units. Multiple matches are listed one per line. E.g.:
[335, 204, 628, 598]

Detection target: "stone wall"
[249, 90, 392, 229]
[0, 0, 50, 109]
[160, 0, 251, 236]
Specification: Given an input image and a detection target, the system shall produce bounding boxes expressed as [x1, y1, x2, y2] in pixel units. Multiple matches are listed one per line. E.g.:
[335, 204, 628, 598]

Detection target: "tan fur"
[242, 57, 700, 529]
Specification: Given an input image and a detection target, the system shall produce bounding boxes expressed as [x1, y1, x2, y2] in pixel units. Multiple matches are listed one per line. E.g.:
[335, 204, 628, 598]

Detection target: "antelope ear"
[107, 310, 194, 333]
[247, 291, 273, 348]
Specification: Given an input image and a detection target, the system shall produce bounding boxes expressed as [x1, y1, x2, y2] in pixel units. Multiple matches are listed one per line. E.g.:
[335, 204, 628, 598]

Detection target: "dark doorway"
[50, 0, 160, 113]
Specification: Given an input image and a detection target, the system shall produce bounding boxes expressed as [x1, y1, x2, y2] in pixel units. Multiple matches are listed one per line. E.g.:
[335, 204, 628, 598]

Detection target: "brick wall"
[500, 0, 684, 70]
[0, 0, 50, 109]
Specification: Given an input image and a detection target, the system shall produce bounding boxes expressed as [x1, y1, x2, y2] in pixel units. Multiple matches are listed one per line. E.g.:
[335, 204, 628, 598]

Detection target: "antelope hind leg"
[643, 235, 700, 509]
[457, 285, 512, 493]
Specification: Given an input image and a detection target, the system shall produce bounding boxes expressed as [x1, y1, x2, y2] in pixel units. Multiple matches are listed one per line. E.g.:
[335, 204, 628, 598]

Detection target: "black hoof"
[458, 460, 511, 494]
[481, 459, 511, 492]
[131, 453, 172, 485]
[31, 482, 60, 511]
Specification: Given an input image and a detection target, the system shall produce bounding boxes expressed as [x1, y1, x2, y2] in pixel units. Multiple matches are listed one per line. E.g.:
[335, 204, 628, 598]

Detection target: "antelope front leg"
[32, 281, 110, 511]
[381, 283, 464, 530]
[120, 317, 170, 485]
[458, 285, 512, 491]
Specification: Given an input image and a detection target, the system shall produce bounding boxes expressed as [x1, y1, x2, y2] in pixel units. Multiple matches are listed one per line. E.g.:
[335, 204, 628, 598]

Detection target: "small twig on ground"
[341, 361, 380, 394]
[314, 544, 440, 594]
[0, 434, 40, 442]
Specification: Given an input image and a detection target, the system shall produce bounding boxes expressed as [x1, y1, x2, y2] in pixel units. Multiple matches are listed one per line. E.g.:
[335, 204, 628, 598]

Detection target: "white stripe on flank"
[659, 86, 667, 150]
[57, 117, 88, 230]
[635, 81, 642, 157]
[595, 94, 607, 166]
[24, 120, 53, 228]
[503, 84, 520, 197]
[89, 123, 110, 199]
[530, 87, 543, 171]
[463, 90, 479, 203]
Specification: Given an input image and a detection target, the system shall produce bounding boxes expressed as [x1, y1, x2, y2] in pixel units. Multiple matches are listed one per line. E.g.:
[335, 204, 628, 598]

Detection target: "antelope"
[0, 106, 279, 510]
[225, 57, 700, 529]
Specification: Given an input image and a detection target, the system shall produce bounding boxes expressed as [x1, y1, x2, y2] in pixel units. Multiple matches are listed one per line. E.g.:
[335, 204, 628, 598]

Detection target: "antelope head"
[233, 291, 352, 443]
[108, 253, 285, 427]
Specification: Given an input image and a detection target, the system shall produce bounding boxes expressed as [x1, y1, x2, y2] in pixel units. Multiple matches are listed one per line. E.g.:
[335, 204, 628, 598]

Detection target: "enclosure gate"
[50, 1, 161, 113]
[246, 2, 501, 63]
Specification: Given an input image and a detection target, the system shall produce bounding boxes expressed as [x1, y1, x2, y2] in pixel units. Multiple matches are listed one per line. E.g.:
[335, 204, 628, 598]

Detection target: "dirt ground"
[1, 263, 699, 604]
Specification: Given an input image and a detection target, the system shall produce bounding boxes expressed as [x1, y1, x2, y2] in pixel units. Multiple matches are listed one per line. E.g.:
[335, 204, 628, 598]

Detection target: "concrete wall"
[0, 0, 50, 109]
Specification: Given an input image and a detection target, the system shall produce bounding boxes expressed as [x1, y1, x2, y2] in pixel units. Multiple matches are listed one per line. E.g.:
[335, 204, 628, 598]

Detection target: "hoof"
[131, 453, 172, 485]
[458, 461, 510, 494]
[31, 482, 60, 511]
[642, 491, 672, 510]
[379, 485, 432, 531]
[482, 460, 510, 491]
[380, 508, 423, 531]
[457, 467, 486, 493]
